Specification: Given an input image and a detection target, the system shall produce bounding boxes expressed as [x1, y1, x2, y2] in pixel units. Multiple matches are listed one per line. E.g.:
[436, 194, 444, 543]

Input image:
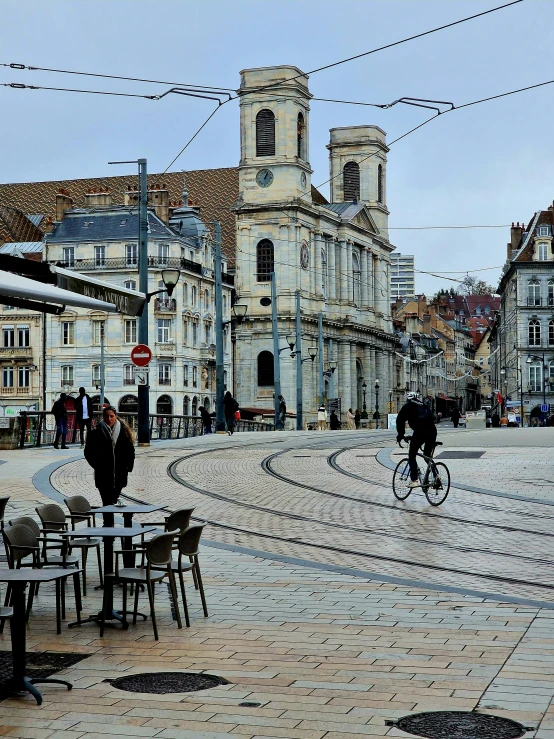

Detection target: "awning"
[0, 271, 118, 312]
[52, 266, 145, 317]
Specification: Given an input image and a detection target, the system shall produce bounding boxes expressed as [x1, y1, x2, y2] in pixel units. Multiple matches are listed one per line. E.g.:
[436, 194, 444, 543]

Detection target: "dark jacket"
[52, 398, 67, 422]
[450, 407, 461, 422]
[396, 399, 436, 438]
[330, 412, 340, 430]
[74, 393, 93, 422]
[199, 407, 212, 427]
[224, 394, 239, 420]
[84, 421, 135, 490]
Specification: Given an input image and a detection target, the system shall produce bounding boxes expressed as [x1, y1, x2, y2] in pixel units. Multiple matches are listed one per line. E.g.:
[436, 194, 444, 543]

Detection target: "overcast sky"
[1, 0, 551, 294]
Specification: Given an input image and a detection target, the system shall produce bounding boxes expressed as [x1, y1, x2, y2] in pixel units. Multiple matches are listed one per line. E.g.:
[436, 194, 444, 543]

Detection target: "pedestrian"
[74, 386, 93, 448]
[500, 414, 508, 428]
[278, 395, 287, 430]
[199, 405, 212, 434]
[354, 409, 361, 429]
[450, 406, 460, 429]
[224, 391, 239, 435]
[346, 408, 356, 430]
[317, 404, 327, 431]
[84, 405, 135, 526]
[52, 392, 69, 449]
[330, 410, 340, 430]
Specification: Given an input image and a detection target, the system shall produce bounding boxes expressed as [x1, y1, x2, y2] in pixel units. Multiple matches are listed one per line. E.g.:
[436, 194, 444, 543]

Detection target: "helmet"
[405, 391, 420, 402]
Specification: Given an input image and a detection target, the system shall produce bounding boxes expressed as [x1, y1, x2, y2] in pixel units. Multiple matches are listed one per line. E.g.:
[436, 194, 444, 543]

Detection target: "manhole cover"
[436, 451, 484, 459]
[109, 672, 229, 694]
[395, 711, 527, 738]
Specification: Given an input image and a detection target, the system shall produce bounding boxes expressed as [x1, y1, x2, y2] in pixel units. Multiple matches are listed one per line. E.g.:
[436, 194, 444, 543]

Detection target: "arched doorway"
[530, 405, 543, 427]
[183, 395, 190, 416]
[119, 395, 138, 429]
[156, 395, 172, 415]
[192, 396, 198, 416]
[91, 395, 111, 414]
[203, 397, 210, 411]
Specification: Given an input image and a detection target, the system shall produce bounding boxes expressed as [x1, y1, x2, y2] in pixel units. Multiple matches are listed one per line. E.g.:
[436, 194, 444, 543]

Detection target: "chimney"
[84, 186, 112, 207]
[43, 216, 55, 234]
[422, 313, 432, 334]
[509, 222, 523, 259]
[147, 183, 169, 223]
[417, 294, 428, 318]
[55, 188, 73, 221]
[124, 184, 139, 207]
[404, 313, 420, 335]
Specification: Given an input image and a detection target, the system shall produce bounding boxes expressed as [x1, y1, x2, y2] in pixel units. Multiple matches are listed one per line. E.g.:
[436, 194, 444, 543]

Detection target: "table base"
[68, 609, 128, 629]
[9, 676, 72, 706]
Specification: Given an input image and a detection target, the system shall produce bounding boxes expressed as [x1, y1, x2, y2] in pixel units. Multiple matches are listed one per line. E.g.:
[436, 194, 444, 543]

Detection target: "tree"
[457, 275, 495, 296]
[432, 286, 458, 301]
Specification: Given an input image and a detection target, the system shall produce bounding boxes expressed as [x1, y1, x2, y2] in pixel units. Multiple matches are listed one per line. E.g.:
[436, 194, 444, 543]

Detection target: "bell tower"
[238, 65, 313, 205]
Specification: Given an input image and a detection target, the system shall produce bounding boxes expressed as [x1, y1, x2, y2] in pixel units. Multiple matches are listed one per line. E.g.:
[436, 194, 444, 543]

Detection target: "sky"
[1, 0, 552, 295]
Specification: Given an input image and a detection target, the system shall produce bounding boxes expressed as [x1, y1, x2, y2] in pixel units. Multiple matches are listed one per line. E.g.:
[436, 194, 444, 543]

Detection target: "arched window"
[529, 361, 542, 392]
[256, 109, 275, 157]
[528, 279, 541, 306]
[191, 395, 198, 416]
[343, 161, 360, 201]
[297, 112, 306, 160]
[204, 397, 210, 411]
[257, 351, 274, 387]
[183, 395, 190, 415]
[204, 289, 209, 311]
[156, 394, 172, 414]
[256, 239, 274, 282]
[119, 395, 138, 414]
[549, 320, 554, 346]
[352, 251, 361, 306]
[377, 163, 383, 203]
[529, 318, 541, 346]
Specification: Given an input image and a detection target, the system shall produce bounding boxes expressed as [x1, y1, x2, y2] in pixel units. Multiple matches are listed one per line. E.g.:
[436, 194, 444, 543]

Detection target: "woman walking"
[346, 408, 356, 430]
[354, 409, 361, 429]
[84, 406, 135, 526]
[224, 391, 239, 435]
[317, 404, 327, 431]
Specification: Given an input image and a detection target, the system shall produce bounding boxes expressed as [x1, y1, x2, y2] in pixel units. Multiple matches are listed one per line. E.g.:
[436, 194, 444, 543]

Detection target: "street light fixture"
[361, 381, 368, 419]
[286, 334, 296, 352]
[232, 303, 248, 322]
[374, 378, 380, 430]
[146, 268, 181, 302]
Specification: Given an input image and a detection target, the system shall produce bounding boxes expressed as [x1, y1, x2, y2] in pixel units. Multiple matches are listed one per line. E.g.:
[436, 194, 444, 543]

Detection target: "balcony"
[123, 378, 135, 386]
[154, 298, 177, 312]
[52, 256, 203, 275]
[0, 386, 28, 395]
[158, 378, 171, 386]
[0, 347, 33, 360]
[527, 297, 543, 307]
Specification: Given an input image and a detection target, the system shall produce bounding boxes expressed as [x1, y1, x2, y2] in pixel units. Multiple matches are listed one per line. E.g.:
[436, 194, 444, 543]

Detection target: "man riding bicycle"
[396, 391, 437, 488]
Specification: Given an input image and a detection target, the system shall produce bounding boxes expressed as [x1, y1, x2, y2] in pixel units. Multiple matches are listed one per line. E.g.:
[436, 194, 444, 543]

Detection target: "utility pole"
[214, 222, 226, 433]
[271, 272, 282, 429]
[318, 312, 324, 406]
[137, 158, 150, 445]
[295, 290, 302, 430]
[100, 320, 105, 409]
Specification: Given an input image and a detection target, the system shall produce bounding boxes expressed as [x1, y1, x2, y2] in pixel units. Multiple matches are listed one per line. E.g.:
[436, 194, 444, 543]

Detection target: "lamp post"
[374, 379, 380, 430]
[361, 381, 367, 418]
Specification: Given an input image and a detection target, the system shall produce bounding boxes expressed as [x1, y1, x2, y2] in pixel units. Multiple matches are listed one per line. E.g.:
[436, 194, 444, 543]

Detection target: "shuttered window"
[297, 112, 306, 159]
[378, 163, 383, 203]
[343, 161, 360, 201]
[256, 109, 275, 157]
[256, 239, 274, 282]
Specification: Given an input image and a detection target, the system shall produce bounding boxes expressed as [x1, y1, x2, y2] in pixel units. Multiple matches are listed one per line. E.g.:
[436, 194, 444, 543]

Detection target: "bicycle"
[392, 435, 450, 506]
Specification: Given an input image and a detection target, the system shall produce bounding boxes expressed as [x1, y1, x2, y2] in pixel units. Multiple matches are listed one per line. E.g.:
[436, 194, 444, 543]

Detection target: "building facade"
[233, 65, 402, 422]
[43, 185, 233, 417]
[390, 253, 415, 298]
[491, 210, 554, 424]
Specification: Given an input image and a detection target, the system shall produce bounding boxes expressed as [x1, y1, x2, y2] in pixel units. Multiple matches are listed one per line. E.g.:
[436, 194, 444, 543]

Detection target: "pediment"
[351, 207, 379, 235]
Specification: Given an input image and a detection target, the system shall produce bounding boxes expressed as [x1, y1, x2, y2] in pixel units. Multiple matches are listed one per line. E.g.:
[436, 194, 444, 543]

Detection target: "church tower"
[237, 65, 313, 205]
[327, 126, 389, 237]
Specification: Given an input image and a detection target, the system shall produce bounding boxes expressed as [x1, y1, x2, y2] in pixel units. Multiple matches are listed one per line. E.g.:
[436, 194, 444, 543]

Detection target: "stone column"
[339, 239, 348, 305]
[338, 340, 351, 414]
[328, 238, 337, 302]
[314, 230, 323, 300]
[351, 345, 359, 411]
[360, 248, 369, 309]
[346, 240, 353, 305]
[372, 254, 379, 311]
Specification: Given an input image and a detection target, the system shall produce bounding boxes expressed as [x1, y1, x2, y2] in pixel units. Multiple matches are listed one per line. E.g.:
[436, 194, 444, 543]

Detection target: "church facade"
[233, 65, 402, 423]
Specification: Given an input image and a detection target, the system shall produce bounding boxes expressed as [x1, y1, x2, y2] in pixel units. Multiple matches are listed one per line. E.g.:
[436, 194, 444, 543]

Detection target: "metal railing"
[17, 411, 274, 448]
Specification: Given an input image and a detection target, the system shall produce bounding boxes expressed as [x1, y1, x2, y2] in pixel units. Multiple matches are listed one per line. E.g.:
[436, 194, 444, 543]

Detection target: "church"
[233, 65, 401, 420]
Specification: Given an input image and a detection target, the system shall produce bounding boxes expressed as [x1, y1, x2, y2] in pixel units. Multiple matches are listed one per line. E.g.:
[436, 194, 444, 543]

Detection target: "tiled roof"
[0, 205, 45, 245]
[514, 208, 554, 262]
[0, 168, 239, 264]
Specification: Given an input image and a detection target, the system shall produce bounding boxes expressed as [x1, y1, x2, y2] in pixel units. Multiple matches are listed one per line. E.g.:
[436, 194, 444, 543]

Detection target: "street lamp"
[232, 303, 248, 322]
[146, 269, 180, 302]
[361, 381, 368, 419]
[292, 346, 318, 363]
[374, 379, 380, 430]
[285, 334, 296, 352]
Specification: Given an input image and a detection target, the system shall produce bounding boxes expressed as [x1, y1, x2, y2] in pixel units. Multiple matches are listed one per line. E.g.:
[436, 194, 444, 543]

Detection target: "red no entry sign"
[131, 344, 152, 367]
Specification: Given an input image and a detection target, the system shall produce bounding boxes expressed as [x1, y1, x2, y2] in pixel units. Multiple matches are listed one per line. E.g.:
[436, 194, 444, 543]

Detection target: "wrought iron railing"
[17, 411, 274, 448]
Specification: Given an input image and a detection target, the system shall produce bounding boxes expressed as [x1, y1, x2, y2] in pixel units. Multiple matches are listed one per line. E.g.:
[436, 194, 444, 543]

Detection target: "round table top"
[92, 504, 163, 514]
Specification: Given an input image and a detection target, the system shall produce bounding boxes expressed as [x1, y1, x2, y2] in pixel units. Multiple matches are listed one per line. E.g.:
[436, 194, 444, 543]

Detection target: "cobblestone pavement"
[0, 429, 553, 736]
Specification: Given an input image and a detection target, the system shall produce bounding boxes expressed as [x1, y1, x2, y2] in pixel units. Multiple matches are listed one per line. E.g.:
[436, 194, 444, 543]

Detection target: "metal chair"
[125, 507, 195, 572]
[154, 523, 208, 628]
[0, 496, 10, 531]
[8, 516, 77, 569]
[106, 531, 181, 640]
[64, 495, 98, 528]
[36, 503, 102, 595]
[1, 524, 81, 633]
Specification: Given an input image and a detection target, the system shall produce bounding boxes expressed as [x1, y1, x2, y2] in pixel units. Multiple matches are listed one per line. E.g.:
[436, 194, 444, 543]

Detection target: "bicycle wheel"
[393, 458, 413, 500]
[424, 461, 450, 506]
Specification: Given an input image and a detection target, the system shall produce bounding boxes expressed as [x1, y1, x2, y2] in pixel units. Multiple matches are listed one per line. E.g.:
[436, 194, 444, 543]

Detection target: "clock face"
[300, 242, 310, 270]
[256, 169, 274, 188]
[300, 172, 307, 189]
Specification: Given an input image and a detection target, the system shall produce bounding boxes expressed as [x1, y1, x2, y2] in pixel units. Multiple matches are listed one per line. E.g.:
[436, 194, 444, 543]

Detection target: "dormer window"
[82, 221, 93, 228]
[537, 242, 549, 261]
[538, 225, 550, 237]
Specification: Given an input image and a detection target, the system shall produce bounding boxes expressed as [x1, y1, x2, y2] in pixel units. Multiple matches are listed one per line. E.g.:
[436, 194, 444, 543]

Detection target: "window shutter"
[256, 109, 275, 157]
[343, 162, 360, 201]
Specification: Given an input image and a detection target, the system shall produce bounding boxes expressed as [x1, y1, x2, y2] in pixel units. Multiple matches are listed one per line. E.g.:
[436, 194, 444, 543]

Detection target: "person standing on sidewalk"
[346, 408, 356, 430]
[330, 410, 340, 430]
[199, 405, 213, 434]
[317, 404, 327, 431]
[278, 395, 287, 430]
[84, 405, 135, 526]
[450, 406, 461, 428]
[224, 391, 239, 435]
[354, 409, 362, 429]
[75, 387, 93, 448]
[52, 393, 69, 449]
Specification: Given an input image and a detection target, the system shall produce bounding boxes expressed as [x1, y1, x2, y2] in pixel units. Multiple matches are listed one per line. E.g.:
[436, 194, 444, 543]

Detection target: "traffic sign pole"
[137, 158, 150, 446]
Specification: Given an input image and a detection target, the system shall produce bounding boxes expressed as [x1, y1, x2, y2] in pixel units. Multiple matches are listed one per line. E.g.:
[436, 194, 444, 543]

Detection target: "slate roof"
[47, 208, 175, 242]
[323, 201, 364, 220]
[513, 208, 554, 262]
[0, 168, 239, 263]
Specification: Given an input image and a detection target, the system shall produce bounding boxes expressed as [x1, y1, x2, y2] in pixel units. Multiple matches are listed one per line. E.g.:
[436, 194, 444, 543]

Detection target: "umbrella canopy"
[0, 270, 118, 311]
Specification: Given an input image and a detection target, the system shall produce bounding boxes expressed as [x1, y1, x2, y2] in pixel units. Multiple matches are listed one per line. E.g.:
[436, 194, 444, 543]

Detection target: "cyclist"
[396, 391, 437, 488]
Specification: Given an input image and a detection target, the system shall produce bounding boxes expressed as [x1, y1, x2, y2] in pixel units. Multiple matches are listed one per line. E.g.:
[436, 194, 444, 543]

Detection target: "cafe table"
[60, 526, 156, 630]
[0, 567, 83, 705]
[92, 504, 164, 567]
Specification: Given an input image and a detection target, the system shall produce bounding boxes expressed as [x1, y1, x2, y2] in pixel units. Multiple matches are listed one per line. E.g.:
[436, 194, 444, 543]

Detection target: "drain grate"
[436, 451, 484, 459]
[391, 711, 529, 738]
[0, 650, 90, 702]
[109, 671, 230, 694]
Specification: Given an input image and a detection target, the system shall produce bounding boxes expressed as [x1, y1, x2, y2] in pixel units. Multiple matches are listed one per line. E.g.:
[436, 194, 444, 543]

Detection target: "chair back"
[36, 503, 66, 531]
[0, 496, 10, 527]
[146, 531, 178, 567]
[8, 516, 40, 538]
[64, 495, 92, 516]
[178, 523, 205, 557]
[2, 524, 38, 567]
[165, 508, 195, 533]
